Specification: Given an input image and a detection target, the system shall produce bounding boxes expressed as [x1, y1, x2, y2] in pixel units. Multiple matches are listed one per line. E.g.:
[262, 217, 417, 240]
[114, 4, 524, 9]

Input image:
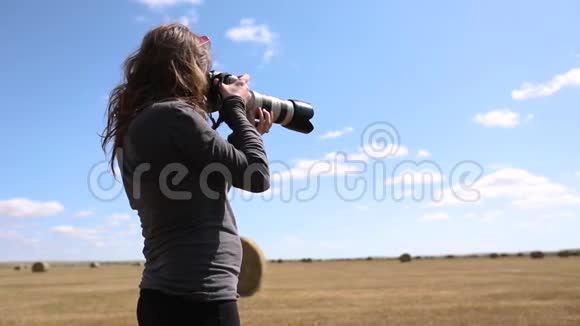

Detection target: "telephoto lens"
[209, 71, 314, 134]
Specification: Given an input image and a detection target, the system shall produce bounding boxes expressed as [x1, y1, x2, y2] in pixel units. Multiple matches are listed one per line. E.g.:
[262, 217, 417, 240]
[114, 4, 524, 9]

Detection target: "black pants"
[137, 289, 240, 326]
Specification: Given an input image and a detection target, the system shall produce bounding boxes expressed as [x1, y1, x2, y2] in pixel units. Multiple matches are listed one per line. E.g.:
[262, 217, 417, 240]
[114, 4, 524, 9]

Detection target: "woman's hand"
[248, 107, 272, 135]
[215, 74, 272, 134]
[217, 74, 252, 105]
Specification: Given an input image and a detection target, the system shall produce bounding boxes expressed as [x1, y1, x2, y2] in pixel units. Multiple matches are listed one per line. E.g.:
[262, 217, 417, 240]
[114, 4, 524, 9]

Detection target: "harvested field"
[1, 258, 579, 325]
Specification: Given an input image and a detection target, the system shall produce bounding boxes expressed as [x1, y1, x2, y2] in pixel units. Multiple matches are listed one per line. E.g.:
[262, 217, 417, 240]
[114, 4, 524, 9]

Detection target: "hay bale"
[557, 250, 570, 258]
[415, 256, 422, 260]
[500, 253, 509, 257]
[301, 258, 313, 263]
[516, 253, 524, 257]
[90, 262, 101, 268]
[445, 255, 455, 259]
[530, 251, 544, 259]
[489, 253, 499, 259]
[31, 262, 50, 272]
[277, 259, 283, 264]
[399, 253, 412, 263]
[238, 236, 265, 297]
[13, 265, 23, 271]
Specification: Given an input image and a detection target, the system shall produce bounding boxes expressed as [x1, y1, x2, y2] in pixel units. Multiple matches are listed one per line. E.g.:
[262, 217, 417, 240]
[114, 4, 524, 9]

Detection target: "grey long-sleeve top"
[119, 96, 269, 301]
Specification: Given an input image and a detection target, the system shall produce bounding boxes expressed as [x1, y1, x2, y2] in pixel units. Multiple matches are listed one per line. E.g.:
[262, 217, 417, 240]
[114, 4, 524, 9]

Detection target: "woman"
[101, 23, 271, 326]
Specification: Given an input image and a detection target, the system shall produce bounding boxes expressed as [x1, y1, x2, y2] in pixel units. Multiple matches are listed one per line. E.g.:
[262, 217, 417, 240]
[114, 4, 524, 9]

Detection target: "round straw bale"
[32, 262, 50, 272]
[90, 262, 101, 268]
[530, 251, 544, 259]
[399, 253, 411, 263]
[237, 236, 265, 297]
[557, 250, 570, 258]
[13, 265, 22, 271]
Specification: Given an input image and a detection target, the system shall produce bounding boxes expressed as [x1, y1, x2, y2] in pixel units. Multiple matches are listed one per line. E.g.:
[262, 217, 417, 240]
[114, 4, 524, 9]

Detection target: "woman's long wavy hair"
[101, 23, 212, 175]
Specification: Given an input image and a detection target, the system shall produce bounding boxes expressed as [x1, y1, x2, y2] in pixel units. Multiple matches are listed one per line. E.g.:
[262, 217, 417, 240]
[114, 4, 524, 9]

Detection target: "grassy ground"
[1, 258, 579, 325]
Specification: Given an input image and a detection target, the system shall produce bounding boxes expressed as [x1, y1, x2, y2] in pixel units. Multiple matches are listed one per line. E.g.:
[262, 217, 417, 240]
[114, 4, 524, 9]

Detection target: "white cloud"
[512, 68, 580, 100]
[386, 170, 443, 185]
[160, 8, 199, 27]
[385, 168, 444, 202]
[263, 48, 275, 63]
[226, 19, 276, 44]
[536, 211, 576, 220]
[464, 212, 477, 219]
[0, 230, 40, 246]
[176, 13, 198, 27]
[51, 212, 136, 248]
[489, 163, 512, 170]
[348, 144, 409, 161]
[526, 113, 535, 121]
[421, 212, 449, 221]
[225, 19, 277, 63]
[271, 155, 362, 182]
[137, 0, 202, 9]
[0, 215, 144, 260]
[479, 211, 501, 223]
[136, 0, 200, 26]
[106, 213, 132, 226]
[52, 225, 74, 233]
[0, 198, 64, 218]
[74, 210, 95, 218]
[212, 60, 224, 70]
[417, 149, 431, 158]
[464, 210, 504, 223]
[354, 205, 369, 212]
[235, 186, 280, 199]
[514, 220, 543, 231]
[319, 127, 354, 140]
[272, 144, 409, 183]
[473, 109, 520, 128]
[437, 168, 580, 209]
[52, 225, 100, 242]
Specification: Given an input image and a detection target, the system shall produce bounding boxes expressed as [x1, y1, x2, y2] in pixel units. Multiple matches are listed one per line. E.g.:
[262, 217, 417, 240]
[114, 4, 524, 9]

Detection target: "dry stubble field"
[1, 258, 580, 326]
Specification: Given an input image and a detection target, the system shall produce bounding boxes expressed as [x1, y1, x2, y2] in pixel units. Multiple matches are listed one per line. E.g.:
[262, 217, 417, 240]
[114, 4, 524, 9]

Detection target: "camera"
[208, 71, 314, 134]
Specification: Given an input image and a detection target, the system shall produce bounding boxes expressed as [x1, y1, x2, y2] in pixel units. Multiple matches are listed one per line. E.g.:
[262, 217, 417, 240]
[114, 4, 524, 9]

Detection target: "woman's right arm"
[211, 95, 271, 192]
[168, 97, 270, 193]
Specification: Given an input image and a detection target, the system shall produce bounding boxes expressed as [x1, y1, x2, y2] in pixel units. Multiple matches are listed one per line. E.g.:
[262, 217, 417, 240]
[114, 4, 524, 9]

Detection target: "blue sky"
[1, 0, 579, 261]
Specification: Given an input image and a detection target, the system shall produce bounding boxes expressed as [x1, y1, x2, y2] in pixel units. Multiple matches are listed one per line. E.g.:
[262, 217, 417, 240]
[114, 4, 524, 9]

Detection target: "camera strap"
[210, 112, 224, 130]
[209, 72, 237, 130]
